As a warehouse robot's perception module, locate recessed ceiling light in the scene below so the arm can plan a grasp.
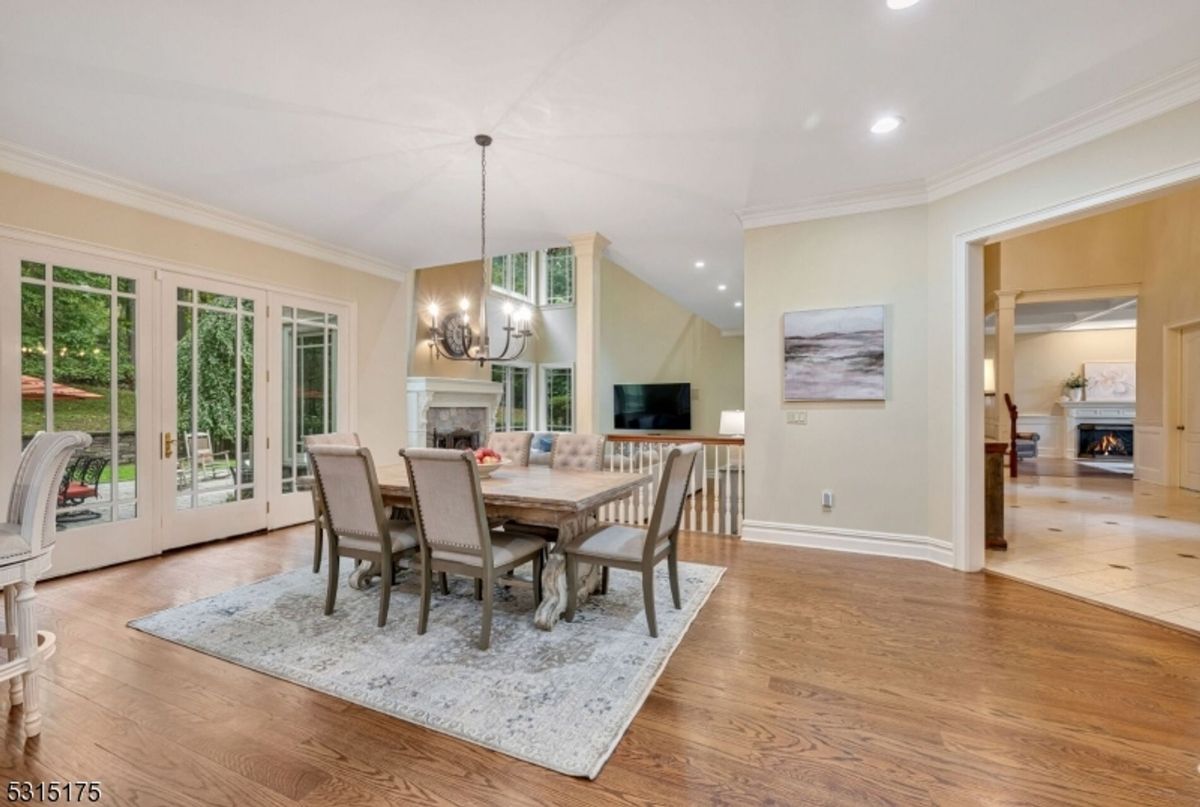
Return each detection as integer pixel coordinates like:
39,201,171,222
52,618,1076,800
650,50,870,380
717,284,727,291
734,301,743,308
870,115,904,135
694,260,705,269
886,0,920,9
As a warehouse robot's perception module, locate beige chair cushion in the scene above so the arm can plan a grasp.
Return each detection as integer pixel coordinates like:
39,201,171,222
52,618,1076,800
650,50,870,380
0,523,29,564
432,532,545,568
550,433,606,471
572,523,666,563
486,432,533,467
338,520,418,554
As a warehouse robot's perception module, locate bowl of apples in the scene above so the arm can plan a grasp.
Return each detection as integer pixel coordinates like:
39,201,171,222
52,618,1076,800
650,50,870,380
472,447,511,478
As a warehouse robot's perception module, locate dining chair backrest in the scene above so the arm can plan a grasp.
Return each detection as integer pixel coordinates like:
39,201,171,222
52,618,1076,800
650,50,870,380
549,433,606,471
485,431,533,467
12,431,92,558
643,443,701,562
308,445,388,543
304,432,361,450
7,431,50,524
400,448,492,564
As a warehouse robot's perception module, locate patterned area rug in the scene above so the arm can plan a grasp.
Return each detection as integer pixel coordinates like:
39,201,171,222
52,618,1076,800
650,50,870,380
129,561,724,778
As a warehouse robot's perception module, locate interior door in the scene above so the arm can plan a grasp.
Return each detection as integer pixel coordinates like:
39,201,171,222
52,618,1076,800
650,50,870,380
162,273,267,548
1181,327,1200,492
1,240,156,576
268,295,351,528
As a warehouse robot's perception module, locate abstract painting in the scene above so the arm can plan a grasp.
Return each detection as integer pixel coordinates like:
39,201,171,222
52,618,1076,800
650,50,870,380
1084,361,1135,401
783,305,885,401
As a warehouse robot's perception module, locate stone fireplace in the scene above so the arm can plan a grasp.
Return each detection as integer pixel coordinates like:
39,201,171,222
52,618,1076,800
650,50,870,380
406,377,503,449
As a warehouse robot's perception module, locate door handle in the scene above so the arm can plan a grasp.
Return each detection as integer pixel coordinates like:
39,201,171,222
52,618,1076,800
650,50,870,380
163,431,175,458
1179,425,1187,431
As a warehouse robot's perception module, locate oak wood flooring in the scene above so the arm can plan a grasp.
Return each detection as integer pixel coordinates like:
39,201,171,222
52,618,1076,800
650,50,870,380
2,526,1199,806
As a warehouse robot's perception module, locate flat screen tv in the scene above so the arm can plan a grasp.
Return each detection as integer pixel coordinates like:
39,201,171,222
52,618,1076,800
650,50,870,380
613,383,691,430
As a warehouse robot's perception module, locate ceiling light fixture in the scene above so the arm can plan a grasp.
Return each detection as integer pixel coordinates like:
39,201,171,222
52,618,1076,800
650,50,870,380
427,135,532,365
886,0,920,9
694,260,705,269
717,284,727,291
734,301,743,308
870,115,904,135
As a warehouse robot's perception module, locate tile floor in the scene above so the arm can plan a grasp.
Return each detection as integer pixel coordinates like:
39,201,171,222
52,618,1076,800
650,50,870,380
986,468,1200,634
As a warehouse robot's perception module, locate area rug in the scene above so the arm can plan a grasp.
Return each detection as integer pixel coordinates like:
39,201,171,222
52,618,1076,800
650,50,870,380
129,561,724,778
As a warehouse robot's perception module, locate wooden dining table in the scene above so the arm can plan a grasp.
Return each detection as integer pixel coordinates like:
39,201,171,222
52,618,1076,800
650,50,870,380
373,463,651,631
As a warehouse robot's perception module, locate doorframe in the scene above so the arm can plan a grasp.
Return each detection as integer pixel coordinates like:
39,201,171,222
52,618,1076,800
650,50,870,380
953,159,1200,572
1163,317,1200,489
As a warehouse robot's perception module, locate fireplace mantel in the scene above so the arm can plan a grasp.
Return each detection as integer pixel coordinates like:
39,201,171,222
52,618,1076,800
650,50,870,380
406,377,503,447
1059,400,1135,459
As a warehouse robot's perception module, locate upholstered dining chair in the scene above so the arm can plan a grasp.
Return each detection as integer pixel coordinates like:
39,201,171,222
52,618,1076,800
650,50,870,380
485,431,533,467
400,448,547,650
564,442,700,638
308,444,420,627
2,430,91,737
304,432,361,572
549,432,606,471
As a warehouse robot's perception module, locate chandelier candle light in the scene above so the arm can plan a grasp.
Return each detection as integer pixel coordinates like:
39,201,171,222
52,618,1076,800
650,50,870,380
428,134,533,365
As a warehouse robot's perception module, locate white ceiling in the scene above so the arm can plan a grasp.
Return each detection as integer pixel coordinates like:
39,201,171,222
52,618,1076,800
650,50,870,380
986,297,1138,334
2,1,1200,330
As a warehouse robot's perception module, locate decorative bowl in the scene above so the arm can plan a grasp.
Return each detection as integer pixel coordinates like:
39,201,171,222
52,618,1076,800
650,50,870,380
475,458,512,479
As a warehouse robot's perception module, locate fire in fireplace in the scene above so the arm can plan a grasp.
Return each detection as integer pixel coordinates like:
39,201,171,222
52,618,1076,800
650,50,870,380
1077,423,1134,459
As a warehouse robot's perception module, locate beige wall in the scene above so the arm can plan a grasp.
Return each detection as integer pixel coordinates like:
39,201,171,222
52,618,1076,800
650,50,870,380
743,99,1200,564
0,170,410,454
1014,328,1137,414
744,205,929,536
597,258,744,436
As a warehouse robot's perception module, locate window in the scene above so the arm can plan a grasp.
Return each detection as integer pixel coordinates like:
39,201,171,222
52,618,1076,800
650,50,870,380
541,246,574,306
281,306,339,494
541,364,574,433
490,252,532,300
492,363,531,431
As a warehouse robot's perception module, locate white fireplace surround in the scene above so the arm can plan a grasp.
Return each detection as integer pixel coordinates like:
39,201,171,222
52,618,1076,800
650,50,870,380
1060,401,1136,459
406,377,503,448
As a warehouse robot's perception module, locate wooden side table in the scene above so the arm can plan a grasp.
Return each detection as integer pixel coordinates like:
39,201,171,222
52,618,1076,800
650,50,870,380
985,441,1008,550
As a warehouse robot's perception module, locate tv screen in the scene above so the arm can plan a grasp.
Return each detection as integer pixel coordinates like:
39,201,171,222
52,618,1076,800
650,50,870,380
613,383,691,430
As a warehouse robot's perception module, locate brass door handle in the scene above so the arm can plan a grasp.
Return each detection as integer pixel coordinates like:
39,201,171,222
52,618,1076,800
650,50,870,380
163,432,175,458
1179,425,1188,431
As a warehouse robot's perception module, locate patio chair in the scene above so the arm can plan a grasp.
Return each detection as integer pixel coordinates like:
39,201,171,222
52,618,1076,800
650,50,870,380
184,432,231,479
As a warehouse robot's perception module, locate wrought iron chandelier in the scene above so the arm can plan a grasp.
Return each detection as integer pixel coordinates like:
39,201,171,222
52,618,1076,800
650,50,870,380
427,134,532,365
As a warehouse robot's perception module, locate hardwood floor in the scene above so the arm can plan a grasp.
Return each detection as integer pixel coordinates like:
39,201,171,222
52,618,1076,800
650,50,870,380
3,526,1200,806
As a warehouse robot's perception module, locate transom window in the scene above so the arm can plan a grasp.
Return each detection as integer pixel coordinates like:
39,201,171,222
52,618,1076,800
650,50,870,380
491,252,531,300
541,247,574,306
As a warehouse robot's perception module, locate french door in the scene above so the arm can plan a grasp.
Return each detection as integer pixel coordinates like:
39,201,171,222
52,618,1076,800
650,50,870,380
1,241,156,576
268,294,351,527
161,273,267,549
1182,327,1200,492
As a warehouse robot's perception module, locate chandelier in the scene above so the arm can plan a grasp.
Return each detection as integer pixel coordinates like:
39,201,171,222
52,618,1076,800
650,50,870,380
427,134,533,365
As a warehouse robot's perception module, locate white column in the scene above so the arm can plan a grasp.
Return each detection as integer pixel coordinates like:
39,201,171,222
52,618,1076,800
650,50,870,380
569,233,610,434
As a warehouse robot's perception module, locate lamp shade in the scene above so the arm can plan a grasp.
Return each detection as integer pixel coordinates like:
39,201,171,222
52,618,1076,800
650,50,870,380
983,358,997,395
719,409,745,436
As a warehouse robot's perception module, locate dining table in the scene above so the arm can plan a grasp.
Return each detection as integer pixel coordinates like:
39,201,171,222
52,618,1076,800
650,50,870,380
372,462,651,631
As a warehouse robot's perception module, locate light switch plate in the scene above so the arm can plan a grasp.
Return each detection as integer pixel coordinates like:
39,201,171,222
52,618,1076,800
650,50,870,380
786,411,808,425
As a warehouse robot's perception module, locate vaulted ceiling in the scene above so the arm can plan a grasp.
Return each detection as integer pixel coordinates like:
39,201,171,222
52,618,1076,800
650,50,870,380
3,1,1200,329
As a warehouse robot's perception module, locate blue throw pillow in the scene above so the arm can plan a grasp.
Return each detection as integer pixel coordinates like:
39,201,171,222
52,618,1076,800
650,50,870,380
535,433,553,452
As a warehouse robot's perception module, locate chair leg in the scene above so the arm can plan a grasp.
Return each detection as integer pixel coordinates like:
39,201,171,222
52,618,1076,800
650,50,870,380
378,560,392,628
4,586,22,706
642,568,658,638
324,549,340,616
14,581,41,736
439,571,450,596
312,520,323,573
533,552,544,607
668,545,681,609
600,565,610,595
475,578,484,601
418,558,431,635
479,574,494,651
565,555,578,622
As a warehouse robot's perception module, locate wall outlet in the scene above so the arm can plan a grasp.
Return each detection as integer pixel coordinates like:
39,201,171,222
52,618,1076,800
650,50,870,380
821,490,835,509
786,410,808,425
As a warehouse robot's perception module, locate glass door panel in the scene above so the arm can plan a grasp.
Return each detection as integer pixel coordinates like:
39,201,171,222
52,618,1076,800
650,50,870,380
162,274,266,549
4,243,154,576
269,296,350,527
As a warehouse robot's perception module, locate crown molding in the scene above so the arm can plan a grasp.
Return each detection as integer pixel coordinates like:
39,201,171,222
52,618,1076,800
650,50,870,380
0,139,406,280
736,180,927,230
739,59,1200,231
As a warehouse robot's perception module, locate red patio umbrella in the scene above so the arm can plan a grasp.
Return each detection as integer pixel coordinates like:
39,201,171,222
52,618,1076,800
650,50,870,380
21,375,102,400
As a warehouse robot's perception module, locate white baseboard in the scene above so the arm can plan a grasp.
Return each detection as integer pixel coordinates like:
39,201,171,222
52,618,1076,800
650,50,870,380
741,520,955,569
